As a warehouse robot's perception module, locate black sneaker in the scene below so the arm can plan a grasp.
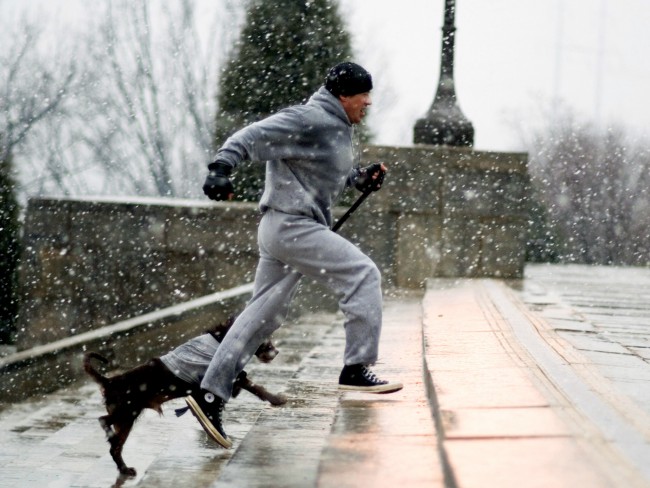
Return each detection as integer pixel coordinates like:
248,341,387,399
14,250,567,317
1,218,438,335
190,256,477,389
338,364,403,393
185,389,232,448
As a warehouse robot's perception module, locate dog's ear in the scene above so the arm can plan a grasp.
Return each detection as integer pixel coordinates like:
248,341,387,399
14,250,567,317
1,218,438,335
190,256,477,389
255,340,279,363
205,314,238,340
211,328,225,342
231,371,247,398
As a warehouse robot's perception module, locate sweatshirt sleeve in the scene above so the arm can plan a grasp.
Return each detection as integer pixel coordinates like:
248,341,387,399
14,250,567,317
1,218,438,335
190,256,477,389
345,166,362,188
211,108,312,170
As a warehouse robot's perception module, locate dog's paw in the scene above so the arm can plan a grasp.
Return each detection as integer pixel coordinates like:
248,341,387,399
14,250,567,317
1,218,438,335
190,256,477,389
269,393,288,406
120,466,137,477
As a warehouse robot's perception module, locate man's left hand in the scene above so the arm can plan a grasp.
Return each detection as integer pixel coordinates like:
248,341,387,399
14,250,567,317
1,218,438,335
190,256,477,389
355,163,387,192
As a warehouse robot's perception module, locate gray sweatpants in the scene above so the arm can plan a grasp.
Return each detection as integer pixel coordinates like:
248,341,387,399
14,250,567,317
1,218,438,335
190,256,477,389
201,209,383,401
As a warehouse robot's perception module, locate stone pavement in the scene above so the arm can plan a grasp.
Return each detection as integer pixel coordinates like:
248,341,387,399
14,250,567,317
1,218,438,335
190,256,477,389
423,274,648,488
0,291,442,488
515,264,650,484
1,265,649,487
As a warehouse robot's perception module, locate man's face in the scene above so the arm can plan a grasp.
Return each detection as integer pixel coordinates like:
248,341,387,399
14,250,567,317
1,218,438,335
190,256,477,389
339,92,372,124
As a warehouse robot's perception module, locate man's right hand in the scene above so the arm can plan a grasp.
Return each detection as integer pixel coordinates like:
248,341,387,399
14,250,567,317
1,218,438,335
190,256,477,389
203,163,234,201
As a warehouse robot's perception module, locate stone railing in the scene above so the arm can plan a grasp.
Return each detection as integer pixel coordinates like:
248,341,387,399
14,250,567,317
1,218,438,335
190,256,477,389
1,284,253,402
15,145,529,350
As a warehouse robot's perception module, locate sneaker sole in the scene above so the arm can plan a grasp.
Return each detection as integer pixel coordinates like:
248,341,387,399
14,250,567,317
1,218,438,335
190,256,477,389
185,396,233,449
338,382,404,394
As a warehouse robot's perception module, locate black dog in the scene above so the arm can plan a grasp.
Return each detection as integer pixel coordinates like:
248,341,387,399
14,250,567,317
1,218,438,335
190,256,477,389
84,324,285,476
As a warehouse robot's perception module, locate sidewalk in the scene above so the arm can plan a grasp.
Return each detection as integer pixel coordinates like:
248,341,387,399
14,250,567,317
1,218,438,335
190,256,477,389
0,273,648,487
0,292,442,488
422,277,648,488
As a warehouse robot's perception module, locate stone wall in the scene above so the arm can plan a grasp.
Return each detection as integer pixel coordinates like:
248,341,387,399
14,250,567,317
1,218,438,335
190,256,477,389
15,145,528,350
16,197,262,349
364,145,529,286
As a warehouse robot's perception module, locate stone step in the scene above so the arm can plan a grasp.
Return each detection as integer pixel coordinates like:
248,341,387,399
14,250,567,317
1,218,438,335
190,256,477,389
2,277,647,487
422,278,647,488
0,292,443,487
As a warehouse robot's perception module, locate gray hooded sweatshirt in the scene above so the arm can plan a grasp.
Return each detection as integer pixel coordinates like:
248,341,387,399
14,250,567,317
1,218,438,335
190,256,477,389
214,86,360,227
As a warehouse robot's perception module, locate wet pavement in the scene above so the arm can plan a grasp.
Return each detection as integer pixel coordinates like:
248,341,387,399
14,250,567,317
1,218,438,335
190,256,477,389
424,268,650,488
0,264,649,487
515,264,650,484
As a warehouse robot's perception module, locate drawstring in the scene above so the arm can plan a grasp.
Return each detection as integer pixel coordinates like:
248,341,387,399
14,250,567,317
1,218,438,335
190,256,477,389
352,126,363,169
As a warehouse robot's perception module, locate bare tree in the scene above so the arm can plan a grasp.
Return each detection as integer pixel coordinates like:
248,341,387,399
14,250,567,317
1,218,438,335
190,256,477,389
0,11,81,341
525,108,650,265
69,0,240,197
4,0,242,199
0,19,77,183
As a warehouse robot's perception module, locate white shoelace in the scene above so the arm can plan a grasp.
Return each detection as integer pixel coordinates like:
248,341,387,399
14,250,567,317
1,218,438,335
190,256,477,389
361,365,381,383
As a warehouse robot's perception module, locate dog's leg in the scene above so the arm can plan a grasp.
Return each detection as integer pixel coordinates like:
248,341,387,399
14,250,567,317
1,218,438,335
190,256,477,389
109,419,137,477
98,414,137,476
239,376,287,406
99,415,115,439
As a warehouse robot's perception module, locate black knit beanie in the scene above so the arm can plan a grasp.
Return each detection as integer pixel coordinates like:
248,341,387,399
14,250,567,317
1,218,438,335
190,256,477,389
325,62,373,97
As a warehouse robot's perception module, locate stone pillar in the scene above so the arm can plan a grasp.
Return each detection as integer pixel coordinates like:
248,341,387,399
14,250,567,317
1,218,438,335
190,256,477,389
364,145,529,288
414,0,474,146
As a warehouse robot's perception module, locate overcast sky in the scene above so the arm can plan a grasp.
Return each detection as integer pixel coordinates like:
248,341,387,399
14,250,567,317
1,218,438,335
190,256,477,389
341,0,650,151
5,0,650,153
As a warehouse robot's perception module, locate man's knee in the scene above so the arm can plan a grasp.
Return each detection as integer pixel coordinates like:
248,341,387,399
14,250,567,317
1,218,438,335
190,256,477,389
348,259,381,297
363,260,381,287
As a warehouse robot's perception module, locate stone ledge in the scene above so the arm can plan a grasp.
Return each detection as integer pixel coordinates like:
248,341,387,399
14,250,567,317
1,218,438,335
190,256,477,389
0,284,253,404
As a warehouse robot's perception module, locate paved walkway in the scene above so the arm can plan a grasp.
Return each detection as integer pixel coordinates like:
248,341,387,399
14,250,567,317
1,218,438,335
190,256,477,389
0,292,442,488
0,265,649,487
423,275,647,488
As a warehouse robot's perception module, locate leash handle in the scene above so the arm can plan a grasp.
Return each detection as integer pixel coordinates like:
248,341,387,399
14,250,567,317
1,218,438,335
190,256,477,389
331,189,373,233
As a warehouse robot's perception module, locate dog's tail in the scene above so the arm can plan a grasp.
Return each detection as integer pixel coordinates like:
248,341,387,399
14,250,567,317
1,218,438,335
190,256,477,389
83,352,109,386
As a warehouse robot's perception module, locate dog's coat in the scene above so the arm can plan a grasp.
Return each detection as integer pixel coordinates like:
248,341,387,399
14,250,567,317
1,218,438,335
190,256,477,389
84,328,285,476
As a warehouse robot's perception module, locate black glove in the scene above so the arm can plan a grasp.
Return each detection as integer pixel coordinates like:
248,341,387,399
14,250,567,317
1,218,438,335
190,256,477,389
355,163,386,192
203,162,234,201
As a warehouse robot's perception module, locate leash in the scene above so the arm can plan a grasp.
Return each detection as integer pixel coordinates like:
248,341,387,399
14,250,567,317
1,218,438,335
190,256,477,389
331,188,373,233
